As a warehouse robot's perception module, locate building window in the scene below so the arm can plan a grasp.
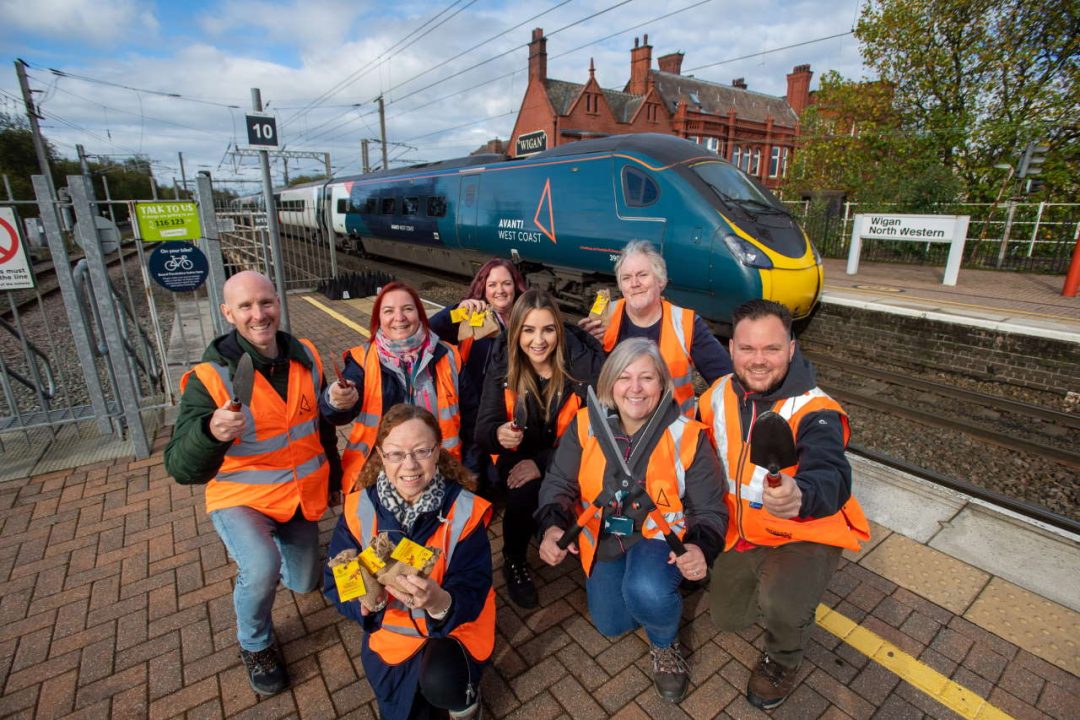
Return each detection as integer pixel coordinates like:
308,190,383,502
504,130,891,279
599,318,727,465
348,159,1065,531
769,147,781,177
585,93,599,114
622,167,660,207
705,137,719,154
646,103,658,123
782,148,790,178
751,148,761,176
742,146,752,173
732,146,741,168
690,135,700,144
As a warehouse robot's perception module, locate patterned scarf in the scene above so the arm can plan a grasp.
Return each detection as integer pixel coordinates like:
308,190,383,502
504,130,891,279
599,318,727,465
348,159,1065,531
374,327,439,414
376,471,447,535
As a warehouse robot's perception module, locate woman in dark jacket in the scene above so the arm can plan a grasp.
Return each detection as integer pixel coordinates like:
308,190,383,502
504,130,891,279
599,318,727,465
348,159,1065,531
324,404,493,720
430,259,528,485
474,289,604,608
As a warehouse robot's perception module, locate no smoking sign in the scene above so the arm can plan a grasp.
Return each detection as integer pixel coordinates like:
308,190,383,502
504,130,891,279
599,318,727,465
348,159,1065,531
0,207,34,290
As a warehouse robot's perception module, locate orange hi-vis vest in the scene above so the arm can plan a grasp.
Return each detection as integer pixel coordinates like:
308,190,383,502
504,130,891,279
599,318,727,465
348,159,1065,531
341,342,463,495
491,385,581,464
343,487,496,665
181,340,330,522
699,376,870,551
603,299,698,418
572,407,703,576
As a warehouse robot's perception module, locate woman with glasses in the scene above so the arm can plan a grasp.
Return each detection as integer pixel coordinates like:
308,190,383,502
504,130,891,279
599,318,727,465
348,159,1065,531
322,281,472,495
324,404,494,720
474,289,604,609
536,338,727,704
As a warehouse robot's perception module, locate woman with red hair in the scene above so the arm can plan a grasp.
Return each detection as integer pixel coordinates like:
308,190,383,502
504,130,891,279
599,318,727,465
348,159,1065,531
321,281,474,494
429,258,527,485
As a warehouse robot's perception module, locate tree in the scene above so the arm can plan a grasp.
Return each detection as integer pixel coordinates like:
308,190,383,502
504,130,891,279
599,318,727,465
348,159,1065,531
0,112,59,201
855,0,1079,201
784,71,962,209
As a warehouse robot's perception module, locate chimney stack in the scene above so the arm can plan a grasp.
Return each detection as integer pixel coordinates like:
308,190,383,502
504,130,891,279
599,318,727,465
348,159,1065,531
628,34,653,95
658,52,683,75
786,64,813,114
732,78,747,90
529,28,547,83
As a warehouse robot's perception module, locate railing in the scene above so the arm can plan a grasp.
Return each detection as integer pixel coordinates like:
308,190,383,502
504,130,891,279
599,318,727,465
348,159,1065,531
785,200,1079,274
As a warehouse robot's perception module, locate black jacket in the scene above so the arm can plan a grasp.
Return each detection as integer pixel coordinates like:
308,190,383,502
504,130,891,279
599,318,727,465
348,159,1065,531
726,347,852,518
475,324,604,479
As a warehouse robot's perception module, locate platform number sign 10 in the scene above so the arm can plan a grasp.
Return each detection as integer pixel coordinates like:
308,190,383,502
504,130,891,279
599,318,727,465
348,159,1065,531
245,113,278,148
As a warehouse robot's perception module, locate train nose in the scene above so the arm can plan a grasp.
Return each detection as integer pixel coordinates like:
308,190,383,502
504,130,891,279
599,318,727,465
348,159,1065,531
759,261,823,319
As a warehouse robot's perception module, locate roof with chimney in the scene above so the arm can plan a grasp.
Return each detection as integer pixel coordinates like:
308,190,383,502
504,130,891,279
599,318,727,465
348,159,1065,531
544,79,645,122
650,71,799,125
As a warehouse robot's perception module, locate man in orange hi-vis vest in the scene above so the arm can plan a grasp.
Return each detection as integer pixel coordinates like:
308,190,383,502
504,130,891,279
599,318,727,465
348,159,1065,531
699,299,869,711
165,271,342,697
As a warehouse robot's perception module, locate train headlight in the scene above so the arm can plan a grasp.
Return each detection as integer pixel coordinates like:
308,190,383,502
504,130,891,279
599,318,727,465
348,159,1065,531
722,234,773,269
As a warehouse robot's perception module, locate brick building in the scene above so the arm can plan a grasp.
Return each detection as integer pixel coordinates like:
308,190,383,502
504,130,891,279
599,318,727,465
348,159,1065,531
508,28,812,189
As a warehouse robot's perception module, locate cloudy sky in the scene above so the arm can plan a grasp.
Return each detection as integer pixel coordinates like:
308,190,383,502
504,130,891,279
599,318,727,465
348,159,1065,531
1,0,868,193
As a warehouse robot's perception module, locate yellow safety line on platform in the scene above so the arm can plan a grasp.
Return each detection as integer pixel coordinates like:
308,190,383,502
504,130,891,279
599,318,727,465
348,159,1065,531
301,296,370,338
836,286,1077,322
816,605,1013,719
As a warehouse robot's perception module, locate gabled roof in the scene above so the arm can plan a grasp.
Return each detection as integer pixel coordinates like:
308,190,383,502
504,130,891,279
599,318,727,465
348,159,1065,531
544,79,645,122
651,71,798,126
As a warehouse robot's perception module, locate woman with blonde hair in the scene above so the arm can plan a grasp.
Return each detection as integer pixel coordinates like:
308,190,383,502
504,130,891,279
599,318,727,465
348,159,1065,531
324,404,494,720
536,338,727,703
475,288,604,608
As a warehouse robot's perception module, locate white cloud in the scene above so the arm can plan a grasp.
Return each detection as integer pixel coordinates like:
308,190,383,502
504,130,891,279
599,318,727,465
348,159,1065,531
0,0,158,44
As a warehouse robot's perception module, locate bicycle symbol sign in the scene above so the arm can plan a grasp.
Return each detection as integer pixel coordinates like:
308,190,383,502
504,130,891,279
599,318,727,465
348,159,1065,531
0,208,34,290
148,240,208,292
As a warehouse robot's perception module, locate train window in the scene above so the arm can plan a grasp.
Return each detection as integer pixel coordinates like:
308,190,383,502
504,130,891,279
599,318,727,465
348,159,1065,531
402,197,419,216
427,196,447,217
691,160,787,212
622,167,660,207
362,197,377,214
381,198,396,215
337,198,348,213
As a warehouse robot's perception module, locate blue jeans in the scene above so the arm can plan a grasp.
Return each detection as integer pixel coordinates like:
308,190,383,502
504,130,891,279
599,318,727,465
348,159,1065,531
586,538,683,647
210,506,321,652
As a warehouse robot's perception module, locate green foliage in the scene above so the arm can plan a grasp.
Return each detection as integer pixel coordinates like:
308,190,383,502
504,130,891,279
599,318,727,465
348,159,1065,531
854,0,1078,202
0,112,58,201
287,174,328,187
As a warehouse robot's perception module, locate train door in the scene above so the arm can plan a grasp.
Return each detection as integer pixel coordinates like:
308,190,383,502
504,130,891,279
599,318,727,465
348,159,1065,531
456,171,481,248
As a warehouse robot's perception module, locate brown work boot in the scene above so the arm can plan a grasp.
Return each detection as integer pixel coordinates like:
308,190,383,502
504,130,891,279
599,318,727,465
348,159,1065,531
649,641,690,703
746,653,799,710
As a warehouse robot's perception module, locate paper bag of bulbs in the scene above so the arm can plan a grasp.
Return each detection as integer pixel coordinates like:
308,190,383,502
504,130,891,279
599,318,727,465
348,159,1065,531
329,531,442,612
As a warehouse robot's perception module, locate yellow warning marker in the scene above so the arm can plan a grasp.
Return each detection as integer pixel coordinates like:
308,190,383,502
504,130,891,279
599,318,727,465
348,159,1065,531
815,605,1014,719
302,296,370,337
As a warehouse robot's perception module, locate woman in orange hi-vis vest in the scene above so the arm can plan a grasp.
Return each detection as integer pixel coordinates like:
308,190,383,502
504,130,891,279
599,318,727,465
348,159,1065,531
474,289,604,609
536,338,728,705
578,240,732,417
324,405,494,720
321,282,474,495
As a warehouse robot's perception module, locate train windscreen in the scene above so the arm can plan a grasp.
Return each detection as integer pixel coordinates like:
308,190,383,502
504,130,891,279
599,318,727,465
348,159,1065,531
689,162,789,215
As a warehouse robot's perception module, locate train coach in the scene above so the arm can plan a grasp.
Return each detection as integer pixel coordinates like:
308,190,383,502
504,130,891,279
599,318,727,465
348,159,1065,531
279,133,823,327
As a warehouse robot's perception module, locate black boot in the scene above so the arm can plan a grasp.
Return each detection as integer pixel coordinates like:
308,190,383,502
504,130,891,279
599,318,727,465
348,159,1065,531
503,556,538,609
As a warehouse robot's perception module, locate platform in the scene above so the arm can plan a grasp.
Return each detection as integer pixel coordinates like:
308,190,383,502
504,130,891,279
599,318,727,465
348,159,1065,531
820,258,1080,342
0,286,1077,719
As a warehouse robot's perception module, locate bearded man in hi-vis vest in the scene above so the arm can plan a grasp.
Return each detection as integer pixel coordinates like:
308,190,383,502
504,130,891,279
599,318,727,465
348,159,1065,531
165,271,342,696
700,299,869,711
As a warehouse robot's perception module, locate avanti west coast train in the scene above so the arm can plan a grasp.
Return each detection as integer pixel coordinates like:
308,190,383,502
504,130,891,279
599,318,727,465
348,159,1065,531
267,133,823,327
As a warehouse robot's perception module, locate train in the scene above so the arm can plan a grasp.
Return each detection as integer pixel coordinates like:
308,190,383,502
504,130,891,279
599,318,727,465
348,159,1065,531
251,133,823,327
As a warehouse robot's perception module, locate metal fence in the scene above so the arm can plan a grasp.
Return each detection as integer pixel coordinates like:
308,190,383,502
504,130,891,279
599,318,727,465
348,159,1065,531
786,200,1080,274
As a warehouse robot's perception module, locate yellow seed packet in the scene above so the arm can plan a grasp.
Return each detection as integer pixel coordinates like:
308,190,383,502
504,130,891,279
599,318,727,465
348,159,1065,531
359,546,387,574
589,289,610,317
450,307,469,323
332,558,367,602
391,537,435,570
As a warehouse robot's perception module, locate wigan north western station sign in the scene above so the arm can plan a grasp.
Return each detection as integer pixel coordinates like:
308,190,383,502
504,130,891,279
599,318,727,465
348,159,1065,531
847,213,970,286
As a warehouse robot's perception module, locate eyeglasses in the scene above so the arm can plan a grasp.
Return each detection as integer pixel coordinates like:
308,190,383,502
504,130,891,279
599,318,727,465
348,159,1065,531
379,446,437,464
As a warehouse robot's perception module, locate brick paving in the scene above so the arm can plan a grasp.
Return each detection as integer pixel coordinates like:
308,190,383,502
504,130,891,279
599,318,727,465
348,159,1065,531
1,436,1078,720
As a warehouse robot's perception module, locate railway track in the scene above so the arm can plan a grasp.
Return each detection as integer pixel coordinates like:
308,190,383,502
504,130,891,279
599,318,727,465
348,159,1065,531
811,355,1080,470
4,245,141,320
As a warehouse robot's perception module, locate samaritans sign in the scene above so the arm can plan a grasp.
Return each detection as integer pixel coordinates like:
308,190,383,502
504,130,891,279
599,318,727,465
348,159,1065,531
135,201,202,242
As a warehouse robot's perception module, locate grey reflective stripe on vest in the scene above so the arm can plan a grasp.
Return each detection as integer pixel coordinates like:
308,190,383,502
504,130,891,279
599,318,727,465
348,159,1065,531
217,468,292,484
668,305,691,357
643,418,688,535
